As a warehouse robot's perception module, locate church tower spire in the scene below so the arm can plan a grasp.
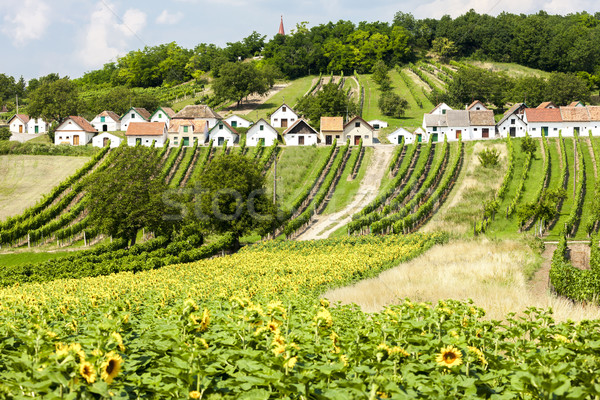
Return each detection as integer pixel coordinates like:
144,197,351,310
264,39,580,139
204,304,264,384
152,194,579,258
278,15,285,35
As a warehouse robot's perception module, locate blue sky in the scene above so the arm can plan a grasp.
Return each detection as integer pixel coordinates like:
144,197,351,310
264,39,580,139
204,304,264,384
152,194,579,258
0,0,598,80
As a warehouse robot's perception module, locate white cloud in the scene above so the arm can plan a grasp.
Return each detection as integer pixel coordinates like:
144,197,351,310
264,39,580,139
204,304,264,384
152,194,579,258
156,9,184,25
78,2,147,68
1,0,50,45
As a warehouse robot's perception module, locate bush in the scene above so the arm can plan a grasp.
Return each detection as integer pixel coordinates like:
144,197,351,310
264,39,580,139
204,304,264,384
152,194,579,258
478,148,500,167
521,135,537,154
378,92,408,118
0,127,10,141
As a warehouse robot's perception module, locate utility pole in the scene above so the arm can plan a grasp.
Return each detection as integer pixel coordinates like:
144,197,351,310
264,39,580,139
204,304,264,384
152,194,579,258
16,95,18,114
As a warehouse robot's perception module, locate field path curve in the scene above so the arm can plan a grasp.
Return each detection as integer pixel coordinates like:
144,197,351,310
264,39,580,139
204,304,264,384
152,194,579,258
297,145,394,241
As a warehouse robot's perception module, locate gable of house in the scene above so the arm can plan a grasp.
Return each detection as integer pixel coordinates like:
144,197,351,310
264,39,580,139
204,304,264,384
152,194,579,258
467,100,488,111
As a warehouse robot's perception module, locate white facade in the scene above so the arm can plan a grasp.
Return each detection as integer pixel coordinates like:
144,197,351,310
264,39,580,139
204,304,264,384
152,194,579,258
368,120,388,130
209,122,238,147
246,119,278,147
91,113,121,132
497,115,527,138
92,133,123,148
343,117,374,146
388,128,414,145
126,136,166,147
120,109,149,131
55,118,96,146
150,107,175,125
430,103,452,115
26,118,47,134
225,115,252,129
470,125,496,141
285,133,318,146
270,104,298,128
8,115,28,134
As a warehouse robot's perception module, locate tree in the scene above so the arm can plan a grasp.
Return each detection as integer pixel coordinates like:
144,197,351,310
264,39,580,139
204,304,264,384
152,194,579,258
372,60,392,91
212,62,273,107
432,37,457,62
28,77,79,123
195,154,277,248
521,135,537,154
378,91,408,118
296,82,359,127
0,127,11,141
86,145,175,246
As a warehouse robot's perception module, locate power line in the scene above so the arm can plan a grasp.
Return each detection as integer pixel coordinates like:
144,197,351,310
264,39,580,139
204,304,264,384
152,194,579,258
99,0,147,48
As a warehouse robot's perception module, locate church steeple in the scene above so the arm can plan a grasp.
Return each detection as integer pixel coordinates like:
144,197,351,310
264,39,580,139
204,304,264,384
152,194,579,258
278,15,285,35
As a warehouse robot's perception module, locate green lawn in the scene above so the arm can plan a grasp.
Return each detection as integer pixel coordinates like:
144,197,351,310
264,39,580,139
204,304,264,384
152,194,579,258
251,76,318,121
265,146,331,211
545,139,562,195
323,147,373,215
0,251,74,267
547,138,576,239
574,139,596,239
520,139,545,205
169,147,195,187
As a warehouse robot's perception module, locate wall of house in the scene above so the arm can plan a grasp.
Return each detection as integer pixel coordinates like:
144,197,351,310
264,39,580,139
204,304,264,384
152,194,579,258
284,133,318,146
91,117,120,132
225,117,252,128
127,135,166,147
151,113,171,124
26,118,47,134
247,125,277,147
470,125,496,140
270,108,298,128
388,133,414,145
209,131,237,146
55,130,94,146
343,122,374,145
9,120,26,134
497,117,528,138
120,112,144,131
92,134,122,148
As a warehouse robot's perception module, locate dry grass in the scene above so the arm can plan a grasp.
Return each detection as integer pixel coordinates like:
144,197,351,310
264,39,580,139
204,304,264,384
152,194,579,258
0,155,90,220
325,238,600,322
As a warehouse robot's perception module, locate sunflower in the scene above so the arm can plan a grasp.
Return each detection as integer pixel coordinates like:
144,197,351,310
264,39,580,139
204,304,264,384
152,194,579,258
100,352,123,384
189,391,201,399
199,309,210,332
79,362,96,384
436,345,462,368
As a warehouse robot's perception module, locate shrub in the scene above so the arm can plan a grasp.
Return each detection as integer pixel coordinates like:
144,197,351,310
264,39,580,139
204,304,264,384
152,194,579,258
378,92,408,118
478,148,500,167
0,127,10,141
521,135,537,154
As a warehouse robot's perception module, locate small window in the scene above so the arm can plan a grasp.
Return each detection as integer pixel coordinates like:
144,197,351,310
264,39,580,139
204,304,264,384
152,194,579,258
374,124,380,129
131,114,135,119
442,109,446,114
474,128,478,131
433,127,437,132
159,113,162,118
291,119,295,122
365,135,369,139
554,128,557,131
355,122,360,128
219,124,223,130
59,136,62,140
274,118,278,121
183,126,189,133
511,119,515,125
336,135,340,139
100,116,105,122
282,107,286,112
260,125,264,131
532,128,537,131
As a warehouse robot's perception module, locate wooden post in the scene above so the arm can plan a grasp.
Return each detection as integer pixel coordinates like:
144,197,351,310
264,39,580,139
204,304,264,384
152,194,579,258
27,233,30,248
84,231,87,247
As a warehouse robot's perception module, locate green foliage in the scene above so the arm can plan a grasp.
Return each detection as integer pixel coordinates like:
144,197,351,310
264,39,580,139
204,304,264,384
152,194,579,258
197,154,278,244
431,37,457,61
296,83,358,127
521,135,537,154
378,91,408,118
0,126,10,141
87,146,174,245
27,76,80,123
212,62,276,107
478,148,500,168
371,60,391,91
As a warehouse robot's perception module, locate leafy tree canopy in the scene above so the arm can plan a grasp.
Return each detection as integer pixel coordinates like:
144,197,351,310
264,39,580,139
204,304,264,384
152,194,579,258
28,77,79,123
296,83,359,127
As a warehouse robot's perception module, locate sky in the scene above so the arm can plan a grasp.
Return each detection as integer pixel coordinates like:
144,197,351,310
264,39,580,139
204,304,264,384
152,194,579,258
0,0,599,81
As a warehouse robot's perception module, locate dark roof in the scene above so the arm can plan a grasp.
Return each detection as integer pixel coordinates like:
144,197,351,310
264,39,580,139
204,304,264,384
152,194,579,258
283,119,318,136
446,110,470,127
469,110,495,126
424,114,447,127
174,105,222,120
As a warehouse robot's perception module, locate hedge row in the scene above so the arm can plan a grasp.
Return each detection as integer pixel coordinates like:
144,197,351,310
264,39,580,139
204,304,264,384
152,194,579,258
564,134,586,236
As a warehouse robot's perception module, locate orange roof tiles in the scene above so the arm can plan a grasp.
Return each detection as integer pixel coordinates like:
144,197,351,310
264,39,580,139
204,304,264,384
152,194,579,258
525,108,562,122
126,122,166,136
320,116,343,132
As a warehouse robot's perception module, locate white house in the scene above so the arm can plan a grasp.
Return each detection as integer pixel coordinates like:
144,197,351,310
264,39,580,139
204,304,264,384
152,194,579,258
168,119,209,147
343,116,374,146
537,101,557,109
26,117,47,134
560,106,591,137
320,116,344,145
429,103,452,115
120,107,151,131
387,127,415,145
55,116,97,146
423,113,449,141
497,103,528,138
92,132,123,148
125,122,167,147
151,107,176,125
8,114,29,134
414,127,427,143
172,105,222,129
91,111,121,132
224,114,252,129
467,100,488,111
523,108,562,138
590,107,600,136
469,111,496,140
368,119,388,130
209,121,238,147
283,119,319,146
445,110,472,142
270,103,298,128
246,118,278,147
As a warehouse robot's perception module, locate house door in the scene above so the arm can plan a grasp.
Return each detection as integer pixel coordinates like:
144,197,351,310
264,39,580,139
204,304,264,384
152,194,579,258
103,137,109,147
73,135,80,145
354,136,361,146
183,137,190,146
398,136,403,145
102,124,108,132
482,128,489,138
298,135,304,145
34,126,39,134
574,127,580,135
136,138,141,146
456,130,461,139
542,127,549,137
325,135,332,145
417,134,422,143
431,133,438,143
19,125,23,133
281,119,288,128
218,137,224,146
509,127,516,137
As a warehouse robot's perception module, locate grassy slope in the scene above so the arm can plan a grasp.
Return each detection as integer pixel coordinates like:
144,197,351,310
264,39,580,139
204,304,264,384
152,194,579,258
264,146,331,211
251,76,317,121
0,155,90,220
0,251,73,266
169,147,194,187
545,139,561,194
548,138,576,239
323,147,373,215
574,139,596,239
519,139,545,208
466,60,552,79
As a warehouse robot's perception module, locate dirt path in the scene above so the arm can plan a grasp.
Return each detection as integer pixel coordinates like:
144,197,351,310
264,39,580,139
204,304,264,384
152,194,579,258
296,145,395,241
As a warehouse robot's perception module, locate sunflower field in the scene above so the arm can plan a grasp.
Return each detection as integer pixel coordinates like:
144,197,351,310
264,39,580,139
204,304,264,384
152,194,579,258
2,232,600,398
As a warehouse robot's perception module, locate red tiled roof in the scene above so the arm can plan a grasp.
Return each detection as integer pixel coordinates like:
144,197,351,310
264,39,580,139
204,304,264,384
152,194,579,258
168,119,208,133
560,107,590,122
66,116,97,133
588,106,600,121
126,122,166,136
525,108,562,122
9,114,30,124
320,116,343,132
99,111,120,122
537,101,557,109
